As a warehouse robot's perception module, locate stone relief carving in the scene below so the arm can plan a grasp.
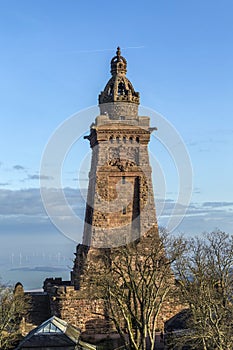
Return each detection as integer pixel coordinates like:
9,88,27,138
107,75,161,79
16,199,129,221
108,158,136,171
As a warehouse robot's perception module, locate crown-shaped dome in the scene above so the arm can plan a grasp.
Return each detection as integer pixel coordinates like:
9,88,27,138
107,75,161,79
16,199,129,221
110,46,127,75
99,47,140,105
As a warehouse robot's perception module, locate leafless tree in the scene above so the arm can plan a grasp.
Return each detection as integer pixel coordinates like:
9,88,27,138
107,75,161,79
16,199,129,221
173,230,233,350
0,282,30,349
87,228,185,350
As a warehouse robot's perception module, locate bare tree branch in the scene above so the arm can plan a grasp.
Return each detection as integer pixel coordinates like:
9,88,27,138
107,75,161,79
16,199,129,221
172,230,233,350
87,228,184,350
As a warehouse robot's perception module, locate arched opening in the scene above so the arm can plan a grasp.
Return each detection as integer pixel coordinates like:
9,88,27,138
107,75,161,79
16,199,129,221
118,82,127,95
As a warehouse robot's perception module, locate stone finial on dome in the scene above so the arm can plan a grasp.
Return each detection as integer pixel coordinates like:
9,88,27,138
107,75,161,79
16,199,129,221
99,47,140,107
116,46,121,57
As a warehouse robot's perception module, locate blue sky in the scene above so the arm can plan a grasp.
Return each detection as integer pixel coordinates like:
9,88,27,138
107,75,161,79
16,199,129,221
0,0,233,287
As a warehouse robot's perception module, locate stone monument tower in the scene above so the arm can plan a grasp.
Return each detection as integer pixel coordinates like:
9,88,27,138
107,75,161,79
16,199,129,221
26,49,183,338
71,47,158,288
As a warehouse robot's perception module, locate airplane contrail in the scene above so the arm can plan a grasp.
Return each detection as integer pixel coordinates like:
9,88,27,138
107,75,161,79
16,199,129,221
26,46,145,57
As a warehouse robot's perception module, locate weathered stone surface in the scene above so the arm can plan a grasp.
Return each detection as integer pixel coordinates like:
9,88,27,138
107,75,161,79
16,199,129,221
79,119,158,249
